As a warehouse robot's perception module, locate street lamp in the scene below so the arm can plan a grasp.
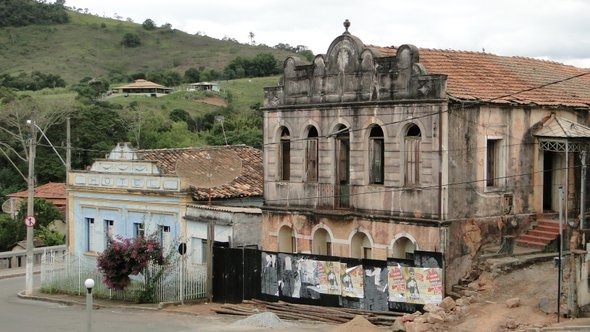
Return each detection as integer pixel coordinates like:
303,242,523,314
85,278,95,332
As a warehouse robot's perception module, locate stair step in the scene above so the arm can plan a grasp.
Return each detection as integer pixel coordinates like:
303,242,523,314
536,226,561,234
516,235,551,244
515,240,546,250
537,220,561,228
527,230,559,239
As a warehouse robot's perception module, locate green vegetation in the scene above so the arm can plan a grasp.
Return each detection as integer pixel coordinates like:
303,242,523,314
0,0,68,28
0,5,299,252
0,10,302,85
0,198,64,251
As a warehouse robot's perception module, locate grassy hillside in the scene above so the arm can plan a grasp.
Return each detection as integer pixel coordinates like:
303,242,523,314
0,11,298,84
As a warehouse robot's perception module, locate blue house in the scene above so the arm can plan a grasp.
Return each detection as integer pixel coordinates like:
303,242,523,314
67,142,263,258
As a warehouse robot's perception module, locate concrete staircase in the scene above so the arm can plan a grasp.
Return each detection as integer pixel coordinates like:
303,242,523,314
515,217,562,250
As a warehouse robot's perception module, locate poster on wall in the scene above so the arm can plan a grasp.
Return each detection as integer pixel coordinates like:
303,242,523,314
340,264,364,298
278,253,302,298
315,261,341,295
387,263,406,303
298,257,321,299
388,266,443,304
261,252,278,296
362,262,389,311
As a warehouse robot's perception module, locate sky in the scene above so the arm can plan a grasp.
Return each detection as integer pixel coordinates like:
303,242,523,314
61,0,590,68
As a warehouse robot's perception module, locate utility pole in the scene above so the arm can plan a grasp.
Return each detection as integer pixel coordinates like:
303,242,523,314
25,119,37,296
65,117,71,249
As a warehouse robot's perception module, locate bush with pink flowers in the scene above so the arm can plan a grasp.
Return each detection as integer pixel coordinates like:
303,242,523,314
97,235,165,291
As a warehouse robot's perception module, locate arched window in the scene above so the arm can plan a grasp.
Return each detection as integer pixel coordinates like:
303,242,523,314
312,228,332,255
351,232,371,259
305,127,318,182
391,236,416,260
369,125,384,184
278,225,295,253
334,125,350,208
278,127,290,181
404,124,421,186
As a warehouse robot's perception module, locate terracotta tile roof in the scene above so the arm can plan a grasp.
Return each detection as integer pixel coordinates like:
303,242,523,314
372,46,590,108
117,79,171,90
138,145,263,200
8,182,65,199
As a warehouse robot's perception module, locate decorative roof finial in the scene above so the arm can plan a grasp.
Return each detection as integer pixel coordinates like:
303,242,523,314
343,19,350,34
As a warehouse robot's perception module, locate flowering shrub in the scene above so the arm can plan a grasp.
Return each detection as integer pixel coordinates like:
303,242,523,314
97,235,165,291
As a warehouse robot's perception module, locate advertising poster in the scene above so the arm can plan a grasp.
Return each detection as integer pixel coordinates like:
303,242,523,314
299,257,321,299
277,253,302,298
261,252,278,296
341,264,364,298
401,267,443,304
387,264,406,302
316,261,341,295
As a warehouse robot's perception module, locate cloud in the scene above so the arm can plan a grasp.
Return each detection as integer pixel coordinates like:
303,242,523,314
62,0,590,67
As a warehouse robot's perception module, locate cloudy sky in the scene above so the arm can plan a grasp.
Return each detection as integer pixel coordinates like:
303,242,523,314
62,0,590,68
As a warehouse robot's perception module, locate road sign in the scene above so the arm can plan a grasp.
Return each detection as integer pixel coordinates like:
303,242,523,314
24,215,36,227
178,242,187,255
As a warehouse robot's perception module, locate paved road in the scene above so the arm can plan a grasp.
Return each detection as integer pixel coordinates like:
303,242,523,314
0,275,206,331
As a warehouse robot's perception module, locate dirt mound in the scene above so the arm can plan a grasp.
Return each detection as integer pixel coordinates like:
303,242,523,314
329,315,381,332
196,96,226,107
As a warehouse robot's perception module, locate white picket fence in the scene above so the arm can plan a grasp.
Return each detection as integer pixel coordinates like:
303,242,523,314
40,250,208,303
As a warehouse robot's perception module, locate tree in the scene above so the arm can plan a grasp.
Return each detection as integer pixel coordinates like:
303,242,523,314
68,103,128,169
121,33,141,47
97,234,168,302
183,67,200,83
0,214,20,251
142,18,155,30
169,109,197,132
249,32,255,45
0,95,71,176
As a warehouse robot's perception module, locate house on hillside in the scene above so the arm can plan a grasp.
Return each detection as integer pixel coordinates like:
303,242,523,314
67,142,263,259
115,79,172,97
4,182,66,218
261,20,590,302
187,82,220,92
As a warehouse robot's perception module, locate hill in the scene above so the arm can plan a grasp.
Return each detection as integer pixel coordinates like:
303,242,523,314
0,10,299,84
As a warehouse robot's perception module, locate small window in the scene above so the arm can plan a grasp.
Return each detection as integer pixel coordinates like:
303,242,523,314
486,138,502,187
278,127,291,181
369,126,384,184
134,223,145,238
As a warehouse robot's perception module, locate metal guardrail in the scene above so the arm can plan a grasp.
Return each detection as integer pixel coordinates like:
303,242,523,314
0,245,67,269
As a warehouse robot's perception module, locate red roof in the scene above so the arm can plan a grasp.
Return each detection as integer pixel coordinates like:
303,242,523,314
372,46,590,108
138,145,263,200
8,182,66,200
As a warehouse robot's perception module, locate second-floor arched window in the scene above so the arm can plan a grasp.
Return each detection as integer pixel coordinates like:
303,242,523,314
369,125,384,184
404,124,421,186
279,127,290,181
305,127,318,182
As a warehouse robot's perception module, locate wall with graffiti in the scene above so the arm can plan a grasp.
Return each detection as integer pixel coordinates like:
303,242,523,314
259,250,443,312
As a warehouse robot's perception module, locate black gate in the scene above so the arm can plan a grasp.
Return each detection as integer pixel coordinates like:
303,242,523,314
212,247,260,303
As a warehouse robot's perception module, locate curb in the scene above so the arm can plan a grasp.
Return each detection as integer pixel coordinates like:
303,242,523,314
17,290,161,311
